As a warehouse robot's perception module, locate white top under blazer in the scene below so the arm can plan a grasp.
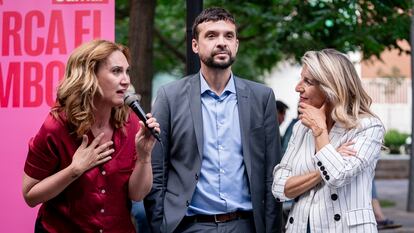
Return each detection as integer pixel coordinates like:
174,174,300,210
273,117,384,233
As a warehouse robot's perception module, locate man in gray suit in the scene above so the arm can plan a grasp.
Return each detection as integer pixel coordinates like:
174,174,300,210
144,7,282,233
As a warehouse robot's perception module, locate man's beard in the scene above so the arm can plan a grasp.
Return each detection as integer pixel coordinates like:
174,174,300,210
200,50,235,69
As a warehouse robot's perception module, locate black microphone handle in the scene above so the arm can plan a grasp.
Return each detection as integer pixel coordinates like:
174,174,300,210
129,102,161,142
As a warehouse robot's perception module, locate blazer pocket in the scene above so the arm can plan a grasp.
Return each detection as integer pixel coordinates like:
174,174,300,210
250,125,264,132
250,126,264,142
165,188,179,197
345,208,376,226
250,126,265,156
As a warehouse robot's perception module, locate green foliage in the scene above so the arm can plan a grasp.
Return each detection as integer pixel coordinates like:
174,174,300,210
379,199,396,208
115,1,412,81
384,129,409,154
114,0,129,45
153,1,186,77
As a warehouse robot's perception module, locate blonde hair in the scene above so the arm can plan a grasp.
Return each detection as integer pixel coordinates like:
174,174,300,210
302,49,374,129
52,39,131,137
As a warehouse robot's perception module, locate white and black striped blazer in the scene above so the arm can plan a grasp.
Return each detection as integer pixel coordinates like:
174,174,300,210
272,117,384,233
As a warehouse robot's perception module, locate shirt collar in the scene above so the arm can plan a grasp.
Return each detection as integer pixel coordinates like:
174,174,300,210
199,72,236,96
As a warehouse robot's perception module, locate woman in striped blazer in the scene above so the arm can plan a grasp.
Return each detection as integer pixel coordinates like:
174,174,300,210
272,49,384,233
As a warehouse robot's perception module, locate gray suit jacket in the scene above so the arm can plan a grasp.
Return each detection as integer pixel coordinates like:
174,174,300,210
144,73,282,233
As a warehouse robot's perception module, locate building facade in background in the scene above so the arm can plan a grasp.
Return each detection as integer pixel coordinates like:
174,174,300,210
361,40,411,133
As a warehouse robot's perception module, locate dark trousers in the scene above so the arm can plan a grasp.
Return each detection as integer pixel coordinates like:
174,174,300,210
174,218,255,233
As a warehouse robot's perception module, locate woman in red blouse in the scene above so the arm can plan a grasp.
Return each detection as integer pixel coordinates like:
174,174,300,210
22,40,159,233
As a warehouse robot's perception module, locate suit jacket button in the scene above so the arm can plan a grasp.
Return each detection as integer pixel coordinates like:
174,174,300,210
186,200,190,207
195,174,199,181
334,214,341,221
317,161,322,166
331,194,338,201
320,166,325,171
289,217,294,224
325,175,330,180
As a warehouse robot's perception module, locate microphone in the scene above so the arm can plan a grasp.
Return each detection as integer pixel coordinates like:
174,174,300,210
124,92,161,142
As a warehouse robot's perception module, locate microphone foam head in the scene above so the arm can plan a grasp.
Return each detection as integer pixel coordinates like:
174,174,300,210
124,92,138,106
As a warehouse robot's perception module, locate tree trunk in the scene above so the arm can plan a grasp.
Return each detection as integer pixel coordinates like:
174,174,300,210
186,0,202,75
128,0,156,112
407,0,414,212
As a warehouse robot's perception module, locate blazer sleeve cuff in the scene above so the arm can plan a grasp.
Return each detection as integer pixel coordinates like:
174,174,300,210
313,144,348,184
272,164,293,202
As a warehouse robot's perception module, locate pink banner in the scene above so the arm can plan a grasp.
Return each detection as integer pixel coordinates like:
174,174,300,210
0,0,114,232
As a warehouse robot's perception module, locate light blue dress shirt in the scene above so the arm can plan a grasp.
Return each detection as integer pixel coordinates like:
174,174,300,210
187,73,252,215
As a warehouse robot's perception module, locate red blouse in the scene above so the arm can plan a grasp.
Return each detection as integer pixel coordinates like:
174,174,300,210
24,112,140,233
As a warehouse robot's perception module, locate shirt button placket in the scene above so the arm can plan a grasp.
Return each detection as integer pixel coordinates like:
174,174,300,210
99,167,106,233
100,167,106,227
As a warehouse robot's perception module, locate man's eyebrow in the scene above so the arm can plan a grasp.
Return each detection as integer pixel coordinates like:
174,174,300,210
203,29,235,35
204,30,217,35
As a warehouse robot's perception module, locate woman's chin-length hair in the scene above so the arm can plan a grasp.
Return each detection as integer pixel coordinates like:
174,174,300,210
302,49,375,129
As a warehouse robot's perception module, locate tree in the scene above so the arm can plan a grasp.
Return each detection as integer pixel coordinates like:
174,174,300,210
116,0,412,106
126,0,156,112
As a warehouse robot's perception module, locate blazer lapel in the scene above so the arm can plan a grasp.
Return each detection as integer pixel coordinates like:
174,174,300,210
188,74,204,159
235,77,252,183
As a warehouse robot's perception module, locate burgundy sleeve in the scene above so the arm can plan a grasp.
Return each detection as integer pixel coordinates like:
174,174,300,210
24,115,60,180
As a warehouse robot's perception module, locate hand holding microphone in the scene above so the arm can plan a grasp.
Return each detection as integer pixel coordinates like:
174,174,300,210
124,92,161,142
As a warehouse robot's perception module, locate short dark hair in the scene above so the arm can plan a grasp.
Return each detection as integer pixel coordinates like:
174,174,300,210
192,7,236,39
276,100,289,113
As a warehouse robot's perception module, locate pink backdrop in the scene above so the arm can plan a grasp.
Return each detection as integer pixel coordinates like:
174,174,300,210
0,0,114,232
